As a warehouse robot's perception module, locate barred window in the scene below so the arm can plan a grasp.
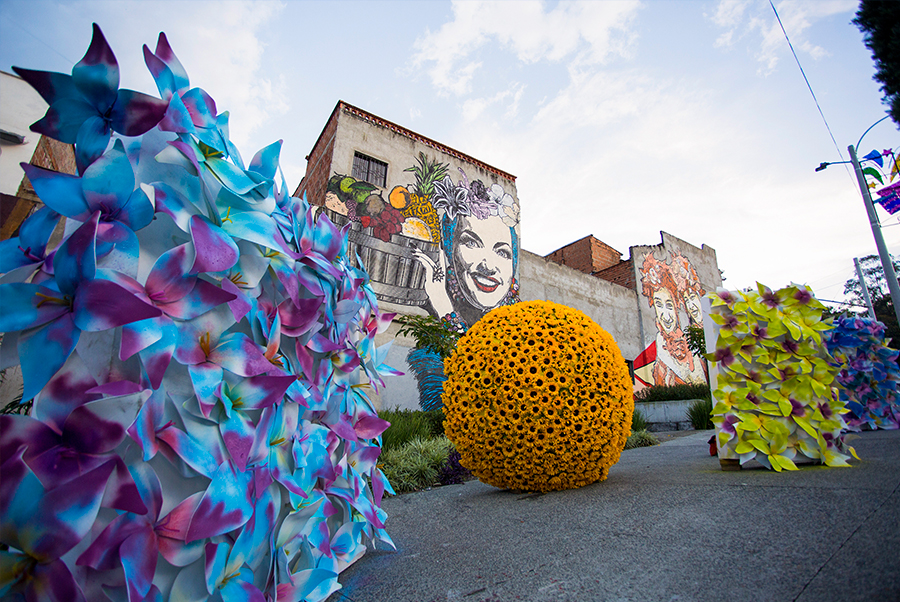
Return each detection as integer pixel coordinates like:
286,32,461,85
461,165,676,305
351,152,387,187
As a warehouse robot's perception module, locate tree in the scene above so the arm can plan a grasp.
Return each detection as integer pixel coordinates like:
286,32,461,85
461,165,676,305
843,253,900,306
854,0,900,129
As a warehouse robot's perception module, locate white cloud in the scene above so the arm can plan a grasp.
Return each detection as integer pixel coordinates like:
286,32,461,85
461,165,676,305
412,0,641,96
461,83,525,122
709,0,855,73
72,0,290,152
710,0,750,28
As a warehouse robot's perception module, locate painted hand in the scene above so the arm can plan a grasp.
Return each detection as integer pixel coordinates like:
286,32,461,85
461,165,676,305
412,248,453,318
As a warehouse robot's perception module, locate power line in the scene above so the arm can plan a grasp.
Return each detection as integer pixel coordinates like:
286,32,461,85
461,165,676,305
769,1,848,170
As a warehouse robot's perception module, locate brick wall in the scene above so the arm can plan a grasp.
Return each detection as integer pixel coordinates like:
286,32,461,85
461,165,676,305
589,237,623,273
293,111,338,206
545,235,623,275
2,136,75,240
595,259,635,291
546,237,592,274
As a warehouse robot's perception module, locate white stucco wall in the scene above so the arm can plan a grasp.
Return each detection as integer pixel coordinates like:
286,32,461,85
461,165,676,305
1,71,46,196
518,250,643,359
369,248,646,411
330,110,515,197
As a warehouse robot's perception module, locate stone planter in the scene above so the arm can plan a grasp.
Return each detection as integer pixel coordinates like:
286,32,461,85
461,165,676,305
634,398,702,431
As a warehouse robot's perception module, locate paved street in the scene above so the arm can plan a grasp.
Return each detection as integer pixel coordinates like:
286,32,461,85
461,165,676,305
329,429,900,602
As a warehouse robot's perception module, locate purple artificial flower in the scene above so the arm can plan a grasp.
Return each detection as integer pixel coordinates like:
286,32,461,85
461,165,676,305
713,346,736,367
760,288,782,309
716,290,736,305
13,24,167,172
792,287,813,304
722,314,740,330
781,339,800,354
720,414,739,435
0,215,161,399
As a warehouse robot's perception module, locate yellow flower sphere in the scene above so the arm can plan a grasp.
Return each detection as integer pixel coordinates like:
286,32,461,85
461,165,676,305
442,300,634,492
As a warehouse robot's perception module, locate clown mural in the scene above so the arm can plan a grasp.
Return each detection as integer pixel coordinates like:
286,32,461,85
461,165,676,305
633,252,708,388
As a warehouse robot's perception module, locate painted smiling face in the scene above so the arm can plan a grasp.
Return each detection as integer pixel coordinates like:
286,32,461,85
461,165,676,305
453,214,513,310
684,290,703,326
652,287,678,334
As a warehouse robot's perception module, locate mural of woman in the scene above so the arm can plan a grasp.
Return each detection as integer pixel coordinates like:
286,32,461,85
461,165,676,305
413,171,520,332
638,253,706,386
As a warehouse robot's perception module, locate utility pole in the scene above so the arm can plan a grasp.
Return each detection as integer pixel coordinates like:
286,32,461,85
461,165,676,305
849,144,900,326
854,257,876,319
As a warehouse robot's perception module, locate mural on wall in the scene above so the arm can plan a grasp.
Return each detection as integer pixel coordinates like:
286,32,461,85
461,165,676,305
633,251,708,388
323,151,521,331
322,151,520,410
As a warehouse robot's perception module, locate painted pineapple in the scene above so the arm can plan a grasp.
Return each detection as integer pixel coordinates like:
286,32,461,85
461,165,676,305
392,151,447,243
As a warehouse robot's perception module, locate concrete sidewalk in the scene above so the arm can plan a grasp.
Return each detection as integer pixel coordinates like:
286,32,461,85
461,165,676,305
330,429,900,602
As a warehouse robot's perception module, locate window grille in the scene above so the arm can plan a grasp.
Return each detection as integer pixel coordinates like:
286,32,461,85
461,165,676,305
351,152,388,187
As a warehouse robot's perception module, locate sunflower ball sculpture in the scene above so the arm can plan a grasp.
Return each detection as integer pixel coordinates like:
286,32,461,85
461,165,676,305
442,301,634,492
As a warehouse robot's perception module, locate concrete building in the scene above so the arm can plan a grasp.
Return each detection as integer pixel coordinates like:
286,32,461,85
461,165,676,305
540,232,722,392
0,70,76,241
294,101,723,409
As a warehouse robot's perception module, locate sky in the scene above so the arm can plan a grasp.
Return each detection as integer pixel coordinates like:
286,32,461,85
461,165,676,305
1,0,898,306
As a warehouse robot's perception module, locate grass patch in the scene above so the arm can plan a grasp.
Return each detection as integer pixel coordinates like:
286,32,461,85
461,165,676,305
686,397,714,430
624,429,659,449
634,383,710,403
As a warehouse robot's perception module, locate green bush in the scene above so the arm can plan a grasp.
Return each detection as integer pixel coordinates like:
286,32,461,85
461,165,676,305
380,436,453,493
634,383,710,403
687,397,714,430
624,429,659,449
631,408,649,432
422,409,446,437
378,407,436,453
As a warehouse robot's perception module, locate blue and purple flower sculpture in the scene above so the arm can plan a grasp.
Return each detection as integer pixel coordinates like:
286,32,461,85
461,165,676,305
825,316,900,430
0,25,400,602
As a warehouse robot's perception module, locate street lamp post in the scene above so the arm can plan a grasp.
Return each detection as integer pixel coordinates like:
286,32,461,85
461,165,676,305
847,143,900,326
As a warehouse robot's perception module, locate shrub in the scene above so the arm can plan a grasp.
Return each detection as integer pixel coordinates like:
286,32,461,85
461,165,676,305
423,409,446,437
438,449,473,485
631,408,649,432
624,430,659,449
687,397,714,430
634,383,711,403
395,314,462,358
381,436,453,493
378,407,435,453
443,300,633,493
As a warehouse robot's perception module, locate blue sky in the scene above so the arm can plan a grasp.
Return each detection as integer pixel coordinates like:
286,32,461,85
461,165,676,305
1,0,897,304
